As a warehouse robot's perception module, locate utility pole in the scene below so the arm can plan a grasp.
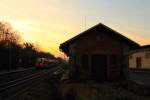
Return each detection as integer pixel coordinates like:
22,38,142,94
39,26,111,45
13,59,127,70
6,32,12,71
9,37,12,71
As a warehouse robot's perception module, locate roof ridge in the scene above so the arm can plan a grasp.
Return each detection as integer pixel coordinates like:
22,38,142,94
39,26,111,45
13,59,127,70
60,23,140,52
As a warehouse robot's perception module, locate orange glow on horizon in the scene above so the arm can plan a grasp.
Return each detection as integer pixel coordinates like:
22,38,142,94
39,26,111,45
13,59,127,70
7,19,150,58
0,0,149,58
6,19,74,58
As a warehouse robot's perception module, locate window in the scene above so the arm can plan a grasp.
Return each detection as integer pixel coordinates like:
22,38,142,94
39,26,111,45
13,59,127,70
136,57,142,68
145,52,150,59
71,54,76,65
110,55,117,65
82,55,89,68
73,55,76,65
129,55,133,59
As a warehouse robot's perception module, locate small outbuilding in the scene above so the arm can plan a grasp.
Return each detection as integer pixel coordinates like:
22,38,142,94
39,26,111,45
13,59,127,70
60,23,140,81
129,45,150,69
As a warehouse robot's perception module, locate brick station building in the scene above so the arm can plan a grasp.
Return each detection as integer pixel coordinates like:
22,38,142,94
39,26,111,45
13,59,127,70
60,23,139,81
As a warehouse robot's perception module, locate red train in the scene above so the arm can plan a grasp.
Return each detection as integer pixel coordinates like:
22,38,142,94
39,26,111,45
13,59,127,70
35,58,59,69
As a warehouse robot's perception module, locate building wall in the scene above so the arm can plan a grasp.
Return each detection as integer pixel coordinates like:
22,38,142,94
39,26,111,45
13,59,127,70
129,49,150,69
69,30,129,80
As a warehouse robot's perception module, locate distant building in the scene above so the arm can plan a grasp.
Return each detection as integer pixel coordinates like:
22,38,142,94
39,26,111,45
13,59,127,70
60,23,139,81
129,45,150,69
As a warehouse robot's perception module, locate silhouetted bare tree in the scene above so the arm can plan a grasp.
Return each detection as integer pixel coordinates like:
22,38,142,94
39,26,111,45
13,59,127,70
0,21,57,71
0,22,21,46
0,22,22,70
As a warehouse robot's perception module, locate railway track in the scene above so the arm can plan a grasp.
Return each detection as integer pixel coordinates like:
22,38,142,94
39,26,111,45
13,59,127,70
0,67,60,100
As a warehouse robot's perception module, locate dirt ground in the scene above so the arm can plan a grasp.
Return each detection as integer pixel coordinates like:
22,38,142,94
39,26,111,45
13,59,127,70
59,80,150,100
11,74,150,100
11,75,60,100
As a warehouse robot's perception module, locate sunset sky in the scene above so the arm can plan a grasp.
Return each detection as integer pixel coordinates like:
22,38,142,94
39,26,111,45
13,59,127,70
0,0,150,57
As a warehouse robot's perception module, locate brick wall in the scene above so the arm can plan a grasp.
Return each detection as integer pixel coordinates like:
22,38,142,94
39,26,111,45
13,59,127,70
69,30,129,80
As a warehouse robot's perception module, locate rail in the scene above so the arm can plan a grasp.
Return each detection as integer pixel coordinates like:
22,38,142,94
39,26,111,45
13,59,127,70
0,67,60,100
0,67,35,76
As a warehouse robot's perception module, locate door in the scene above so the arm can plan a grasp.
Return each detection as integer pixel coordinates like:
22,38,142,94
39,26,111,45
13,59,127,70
91,54,107,80
136,57,142,68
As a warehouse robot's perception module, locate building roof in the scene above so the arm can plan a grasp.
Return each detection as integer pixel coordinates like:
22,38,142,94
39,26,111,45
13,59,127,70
60,23,140,55
130,44,150,54
141,45,150,49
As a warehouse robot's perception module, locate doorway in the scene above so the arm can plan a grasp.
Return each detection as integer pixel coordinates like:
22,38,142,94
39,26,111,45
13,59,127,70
91,54,107,80
136,57,142,68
